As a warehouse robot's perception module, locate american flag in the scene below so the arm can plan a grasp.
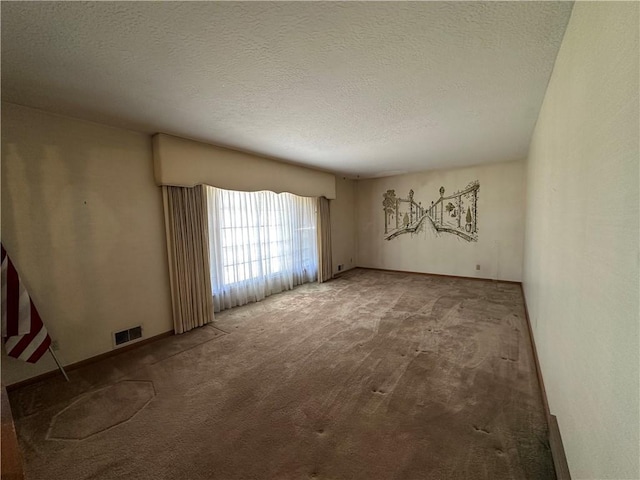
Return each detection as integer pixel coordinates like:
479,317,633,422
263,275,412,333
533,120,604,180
1,245,52,363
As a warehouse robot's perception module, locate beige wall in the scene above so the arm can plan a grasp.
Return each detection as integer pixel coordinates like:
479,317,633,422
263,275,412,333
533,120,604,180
523,3,639,478
1,103,173,384
330,177,357,275
1,105,355,384
153,134,336,199
357,161,526,281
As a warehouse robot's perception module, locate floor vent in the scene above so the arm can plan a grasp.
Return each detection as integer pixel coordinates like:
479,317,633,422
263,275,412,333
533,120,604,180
113,326,143,348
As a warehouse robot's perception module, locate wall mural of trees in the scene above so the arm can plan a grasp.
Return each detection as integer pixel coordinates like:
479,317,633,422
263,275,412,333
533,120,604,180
382,181,479,242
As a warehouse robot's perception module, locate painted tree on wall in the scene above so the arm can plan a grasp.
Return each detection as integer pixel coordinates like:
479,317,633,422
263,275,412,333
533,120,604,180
382,190,398,234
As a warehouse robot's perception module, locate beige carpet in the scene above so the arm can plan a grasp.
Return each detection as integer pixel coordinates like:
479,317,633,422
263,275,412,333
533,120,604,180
9,269,554,479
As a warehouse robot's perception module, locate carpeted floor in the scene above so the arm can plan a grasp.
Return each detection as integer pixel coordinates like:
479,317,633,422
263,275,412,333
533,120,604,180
9,269,554,480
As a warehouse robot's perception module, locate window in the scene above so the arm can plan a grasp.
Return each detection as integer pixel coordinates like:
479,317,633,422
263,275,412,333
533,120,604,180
206,186,317,312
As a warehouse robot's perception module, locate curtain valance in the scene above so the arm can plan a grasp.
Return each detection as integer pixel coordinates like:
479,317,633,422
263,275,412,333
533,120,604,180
153,133,336,199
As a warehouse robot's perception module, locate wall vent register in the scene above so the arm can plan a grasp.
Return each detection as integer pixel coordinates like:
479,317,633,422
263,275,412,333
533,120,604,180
113,326,143,347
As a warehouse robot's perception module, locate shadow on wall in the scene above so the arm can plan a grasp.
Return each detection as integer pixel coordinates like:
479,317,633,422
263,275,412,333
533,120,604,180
1,129,155,369
3,139,100,365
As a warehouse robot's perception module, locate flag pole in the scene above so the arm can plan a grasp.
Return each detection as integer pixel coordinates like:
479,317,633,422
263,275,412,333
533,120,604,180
48,347,70,382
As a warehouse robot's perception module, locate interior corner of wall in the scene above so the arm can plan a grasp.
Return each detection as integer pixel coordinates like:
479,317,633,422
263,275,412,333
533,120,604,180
329,189,337,201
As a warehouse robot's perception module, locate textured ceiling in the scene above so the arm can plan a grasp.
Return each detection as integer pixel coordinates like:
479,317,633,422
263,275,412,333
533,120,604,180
1,2,573,177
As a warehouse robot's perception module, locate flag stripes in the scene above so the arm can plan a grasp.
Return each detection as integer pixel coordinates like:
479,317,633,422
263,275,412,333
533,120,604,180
1,251,32,337
4,309,51,362
1,245,52,363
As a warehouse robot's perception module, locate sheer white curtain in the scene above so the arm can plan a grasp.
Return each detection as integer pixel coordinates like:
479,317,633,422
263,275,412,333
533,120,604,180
206,186,318,312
